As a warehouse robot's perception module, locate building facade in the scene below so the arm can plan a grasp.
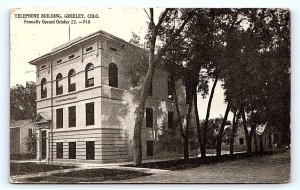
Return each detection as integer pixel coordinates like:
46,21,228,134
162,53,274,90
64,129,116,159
30,30,188,163
10,120,37,154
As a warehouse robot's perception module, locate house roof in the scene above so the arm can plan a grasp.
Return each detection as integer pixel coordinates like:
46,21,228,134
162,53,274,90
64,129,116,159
10,120,32,128
34,112,52,124
256,123,268,135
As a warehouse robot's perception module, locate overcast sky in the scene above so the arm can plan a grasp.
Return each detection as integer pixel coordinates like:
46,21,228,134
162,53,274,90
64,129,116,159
10,8,230,120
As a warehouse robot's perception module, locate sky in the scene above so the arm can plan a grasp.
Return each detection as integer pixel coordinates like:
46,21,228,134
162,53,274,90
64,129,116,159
10,8,230,120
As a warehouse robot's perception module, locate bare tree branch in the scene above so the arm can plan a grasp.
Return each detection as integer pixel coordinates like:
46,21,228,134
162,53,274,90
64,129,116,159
143,8,151,20
154,8,172,33
153,9,196,64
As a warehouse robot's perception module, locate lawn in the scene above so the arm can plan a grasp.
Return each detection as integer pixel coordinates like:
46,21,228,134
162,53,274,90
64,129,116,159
118,152,290,183
125,151,276,170
24,168,152,183
10,162,75,176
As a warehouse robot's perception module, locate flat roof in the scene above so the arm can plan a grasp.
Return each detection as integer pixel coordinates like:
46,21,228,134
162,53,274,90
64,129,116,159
29,30,145,65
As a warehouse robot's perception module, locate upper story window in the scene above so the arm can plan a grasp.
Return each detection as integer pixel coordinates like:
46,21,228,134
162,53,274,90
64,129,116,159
86,47,93,52
85,63,94,88
86,102,94,126
168,76,174,101
68,106,76,127
56,108,63,129
41,78,47,99
69,54,75,59
108,63,118,88
147,80,153,96
110,47,117,52
168,111,174,129
56,73,63,95
40,64,47,70
146,108,153,128
68,69,76,92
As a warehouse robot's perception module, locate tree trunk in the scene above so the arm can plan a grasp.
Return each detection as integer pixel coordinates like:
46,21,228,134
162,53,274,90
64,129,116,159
132,9,195,165
184,91,194,160
133,9,158,166
193,87,204,158
202,76,219,157
241,110,251,153
229,110,237,155
230,110,242,155
254,133,258,153
249,123,257,153
216,102,231,157
259,135,264,155
133,50,156,165
172,78,187,158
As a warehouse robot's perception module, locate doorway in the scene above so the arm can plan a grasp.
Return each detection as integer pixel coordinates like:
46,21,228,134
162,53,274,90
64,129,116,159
41,131,47,159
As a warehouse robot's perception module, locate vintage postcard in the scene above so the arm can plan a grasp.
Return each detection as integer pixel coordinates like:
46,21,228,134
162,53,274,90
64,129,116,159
9,8,290,183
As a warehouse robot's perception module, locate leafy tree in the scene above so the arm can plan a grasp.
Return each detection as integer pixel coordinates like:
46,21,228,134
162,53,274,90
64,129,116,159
133,8,196,165
10,82,36,120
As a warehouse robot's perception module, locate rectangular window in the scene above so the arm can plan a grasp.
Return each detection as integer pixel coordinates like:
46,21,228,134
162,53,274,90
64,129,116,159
40,64,47,69
69,142,76,159
41,85,47,99
56,108,63,128
86,102,94,126
86,141,95,160
239,138,244,145
147,80,152,96
110,47,117,52
146,141,154,157
146,108,153,128
56,80,63,95
168,111,174,129
274,134,279,144
69,106,76,127
28,129,33,138
168,76,174,101
56,59,62,64
69,54,75,59
86,47,93,52
56,142,63,159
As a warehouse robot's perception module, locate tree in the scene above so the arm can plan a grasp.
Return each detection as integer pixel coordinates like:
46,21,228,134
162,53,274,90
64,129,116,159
133,8,196,165
10,82,36,120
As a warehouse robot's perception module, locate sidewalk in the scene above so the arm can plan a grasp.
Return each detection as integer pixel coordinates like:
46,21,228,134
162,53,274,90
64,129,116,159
10,160,170,183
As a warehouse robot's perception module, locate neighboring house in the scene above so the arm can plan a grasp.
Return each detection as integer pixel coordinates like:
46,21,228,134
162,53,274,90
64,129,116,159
222,124,247,152
30,30,190,163
10,120,37,154
222,123,282,153
251,123,282,152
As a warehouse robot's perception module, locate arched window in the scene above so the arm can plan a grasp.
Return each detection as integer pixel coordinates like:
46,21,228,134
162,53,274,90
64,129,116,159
56,73,63,95
41,78,47,99
68,69,76,92
108,63,118,88
85,63,94,87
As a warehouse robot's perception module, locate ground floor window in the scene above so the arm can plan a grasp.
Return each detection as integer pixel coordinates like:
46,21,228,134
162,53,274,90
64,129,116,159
146,141,154,157
239,138,244,145
69,142,76,159
168,111,174,129
274,134,279,144
56,142,63,159
86,141,95,160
